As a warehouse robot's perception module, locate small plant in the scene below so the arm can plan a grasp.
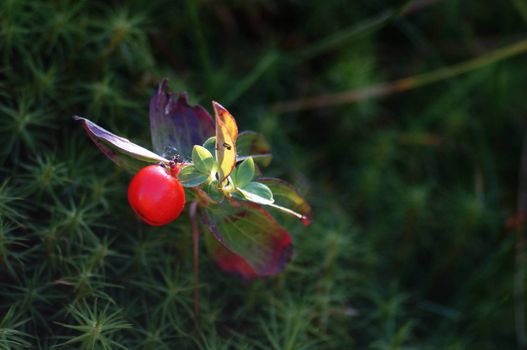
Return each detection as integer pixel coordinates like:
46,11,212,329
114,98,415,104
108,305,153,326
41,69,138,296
75,79,311,280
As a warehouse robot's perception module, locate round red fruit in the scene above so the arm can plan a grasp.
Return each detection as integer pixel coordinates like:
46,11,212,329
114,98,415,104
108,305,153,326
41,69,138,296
128,165,185,226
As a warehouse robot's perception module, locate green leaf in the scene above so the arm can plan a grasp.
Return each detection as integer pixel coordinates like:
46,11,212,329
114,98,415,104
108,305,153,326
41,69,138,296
231,191,245,201
238,182,274,205
205,180,224,203
236,131,272,167
177,165,208,187
203,136,216,155
258,177,312,224
235,157,255,188
192,145,214,174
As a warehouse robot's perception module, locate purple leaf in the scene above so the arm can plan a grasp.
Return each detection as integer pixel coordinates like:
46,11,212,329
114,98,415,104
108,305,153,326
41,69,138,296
149,79,215,160
203,200,293,278
74,116,167,173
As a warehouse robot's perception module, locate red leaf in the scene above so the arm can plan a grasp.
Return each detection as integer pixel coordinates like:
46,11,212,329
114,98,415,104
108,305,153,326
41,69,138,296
203,200,293,278
205,238,258,279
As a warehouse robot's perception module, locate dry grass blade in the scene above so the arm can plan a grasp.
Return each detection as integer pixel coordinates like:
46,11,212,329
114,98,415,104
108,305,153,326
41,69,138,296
273,38,527,113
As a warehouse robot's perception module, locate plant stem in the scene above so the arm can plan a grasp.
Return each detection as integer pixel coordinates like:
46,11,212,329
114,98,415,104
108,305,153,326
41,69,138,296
273,37,527,113
189,200,201,331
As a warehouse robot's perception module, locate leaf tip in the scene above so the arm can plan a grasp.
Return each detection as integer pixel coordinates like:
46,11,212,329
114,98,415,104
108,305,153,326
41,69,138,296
212,101,228,116
300,215,312,226
177,92,191,105
158,78,169,92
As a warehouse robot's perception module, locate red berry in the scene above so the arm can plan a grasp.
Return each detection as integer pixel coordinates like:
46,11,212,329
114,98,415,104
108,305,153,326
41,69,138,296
128,165,185,226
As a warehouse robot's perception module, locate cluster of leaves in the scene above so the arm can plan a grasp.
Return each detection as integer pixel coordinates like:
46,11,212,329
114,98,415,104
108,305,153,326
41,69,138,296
76,79,311,279
1,0,527,349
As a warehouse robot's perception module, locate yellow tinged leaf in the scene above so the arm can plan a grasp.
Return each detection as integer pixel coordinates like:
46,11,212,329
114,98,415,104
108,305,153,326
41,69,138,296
213,101,238,182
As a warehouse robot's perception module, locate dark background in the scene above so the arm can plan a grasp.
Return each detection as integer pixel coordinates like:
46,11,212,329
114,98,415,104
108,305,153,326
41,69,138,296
1,0,527,348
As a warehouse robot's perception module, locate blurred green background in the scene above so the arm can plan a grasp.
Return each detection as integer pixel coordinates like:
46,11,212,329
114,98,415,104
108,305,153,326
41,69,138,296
1,0,527,348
